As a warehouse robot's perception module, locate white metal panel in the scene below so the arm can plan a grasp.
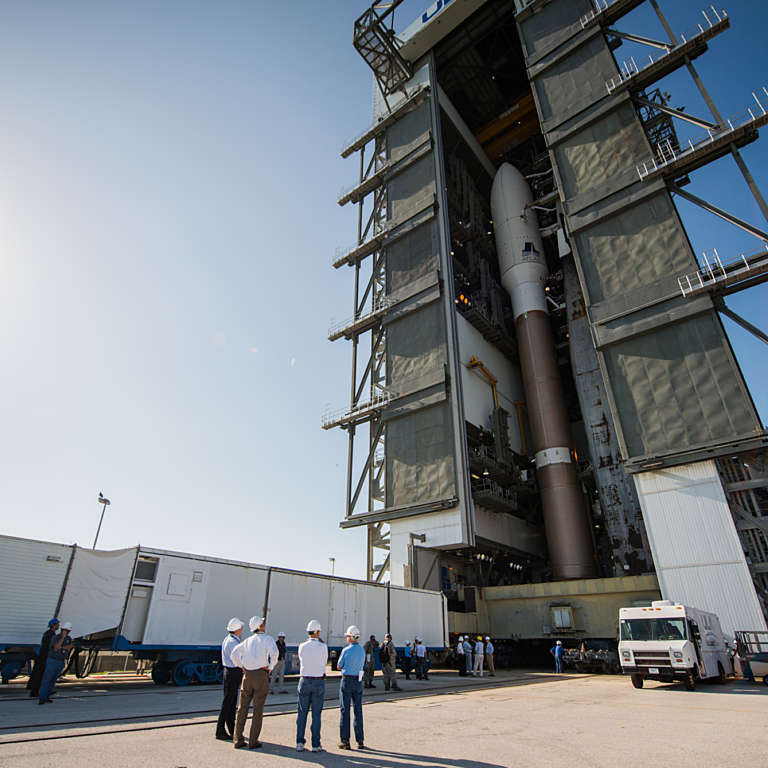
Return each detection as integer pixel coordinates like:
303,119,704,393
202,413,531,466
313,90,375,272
390,586,446,647
0,535,73,646
57,547,138,638
140,553,268,646
267,571,334,646
635,460,767,639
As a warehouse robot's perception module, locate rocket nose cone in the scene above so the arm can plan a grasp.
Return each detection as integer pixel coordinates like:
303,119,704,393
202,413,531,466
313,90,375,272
491,162,534,220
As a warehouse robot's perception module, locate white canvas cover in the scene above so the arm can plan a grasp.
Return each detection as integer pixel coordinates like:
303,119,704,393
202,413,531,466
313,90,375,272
57,546,137,638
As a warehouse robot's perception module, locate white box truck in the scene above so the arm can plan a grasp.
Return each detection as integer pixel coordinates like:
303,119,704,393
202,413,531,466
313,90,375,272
618,600,730,690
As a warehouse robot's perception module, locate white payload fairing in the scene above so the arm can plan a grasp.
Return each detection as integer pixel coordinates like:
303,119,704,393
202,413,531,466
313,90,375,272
491,163,594,580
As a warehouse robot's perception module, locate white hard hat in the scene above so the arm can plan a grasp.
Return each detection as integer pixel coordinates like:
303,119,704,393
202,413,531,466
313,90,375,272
556,640,562,645
415,636,421,642
249,616,265,632
306,619,322,633
61,621,72,631
345,625,361,638
458,636,464,641
227,618,243,632
278,631,286,637
485,636,490,641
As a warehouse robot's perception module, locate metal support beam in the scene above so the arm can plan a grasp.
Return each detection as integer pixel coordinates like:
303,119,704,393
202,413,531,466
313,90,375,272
606,27,671,51
718,303,768,347
670,183,768,243
729,142,768,225
633,95,717,130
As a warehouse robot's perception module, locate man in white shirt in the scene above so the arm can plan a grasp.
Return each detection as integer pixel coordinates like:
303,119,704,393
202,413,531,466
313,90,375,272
230,615,278,750
473,636,484,677
215,617,243,741
414,638,429,680
296,619,328,753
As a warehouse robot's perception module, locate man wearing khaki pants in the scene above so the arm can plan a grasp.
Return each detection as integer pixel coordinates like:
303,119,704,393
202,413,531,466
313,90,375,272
230,615,279,749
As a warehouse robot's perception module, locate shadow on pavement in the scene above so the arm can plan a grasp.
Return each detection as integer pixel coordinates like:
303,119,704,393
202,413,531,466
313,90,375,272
259,742,507,768
642,679,767,695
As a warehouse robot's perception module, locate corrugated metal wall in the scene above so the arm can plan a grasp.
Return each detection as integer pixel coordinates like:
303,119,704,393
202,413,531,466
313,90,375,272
635,460,767,637
0,536,72,646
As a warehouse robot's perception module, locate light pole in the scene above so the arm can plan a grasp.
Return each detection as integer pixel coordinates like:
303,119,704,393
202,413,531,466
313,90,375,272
93,492,111,549
329,557,336,576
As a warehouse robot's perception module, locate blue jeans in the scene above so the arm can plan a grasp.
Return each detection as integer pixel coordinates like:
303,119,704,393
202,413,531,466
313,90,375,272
296,677,325,748
465,653,472,674
339,676,363,745
555,657,563,673
39,658,64,702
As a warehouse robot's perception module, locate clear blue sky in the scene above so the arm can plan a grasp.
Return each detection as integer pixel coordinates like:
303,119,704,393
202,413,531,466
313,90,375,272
0,0,765,579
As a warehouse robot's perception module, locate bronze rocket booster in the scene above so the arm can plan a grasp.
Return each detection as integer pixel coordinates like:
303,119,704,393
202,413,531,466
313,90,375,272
491,163,594,580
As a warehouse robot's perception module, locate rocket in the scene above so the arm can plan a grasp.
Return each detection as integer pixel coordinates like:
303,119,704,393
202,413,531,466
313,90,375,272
491,163,594,580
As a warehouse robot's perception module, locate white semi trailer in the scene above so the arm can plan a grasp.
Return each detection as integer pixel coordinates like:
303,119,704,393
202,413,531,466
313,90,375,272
618,600,730,690
0,534,448,684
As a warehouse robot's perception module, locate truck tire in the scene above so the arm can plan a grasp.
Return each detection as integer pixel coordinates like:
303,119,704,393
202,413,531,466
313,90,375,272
763,676,768,687
631,674,644,689
151,662,172,686
684,672,696,691
716,662,727,684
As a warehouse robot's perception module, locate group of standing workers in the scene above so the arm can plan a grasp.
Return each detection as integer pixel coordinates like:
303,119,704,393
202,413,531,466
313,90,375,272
362,634,430,687
215,616,368,752
27,618,75,705
456,635,495,677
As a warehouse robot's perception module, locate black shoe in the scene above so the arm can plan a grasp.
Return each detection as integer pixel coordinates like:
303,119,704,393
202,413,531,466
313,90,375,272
249,741,262,749
234,741,248,749
357,743,366,750
338,742,351,750
45,698,53,703
29,691,36,698
216,734,230,741
38,701,46,705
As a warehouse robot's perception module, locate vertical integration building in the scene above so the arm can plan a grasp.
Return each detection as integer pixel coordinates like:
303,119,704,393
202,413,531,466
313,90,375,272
325,0,768,638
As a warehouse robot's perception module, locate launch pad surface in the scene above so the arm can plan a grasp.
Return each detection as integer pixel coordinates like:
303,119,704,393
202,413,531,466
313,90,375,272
2,672,765,766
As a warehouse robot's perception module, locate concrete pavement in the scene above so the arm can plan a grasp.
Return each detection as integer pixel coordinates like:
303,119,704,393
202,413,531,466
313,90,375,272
1,672,765,767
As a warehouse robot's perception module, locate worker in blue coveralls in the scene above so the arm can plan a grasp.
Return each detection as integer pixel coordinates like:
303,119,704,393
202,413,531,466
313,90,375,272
39,622,74,704
337,625,366,750
550,640,564,673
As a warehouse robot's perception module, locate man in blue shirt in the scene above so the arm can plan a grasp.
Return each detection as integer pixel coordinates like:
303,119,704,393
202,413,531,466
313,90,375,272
336,625,365,750
39,622,73,705
550,640,564,673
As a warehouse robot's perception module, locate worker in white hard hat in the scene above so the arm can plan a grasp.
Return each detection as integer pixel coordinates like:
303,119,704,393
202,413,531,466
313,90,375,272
296,619,328,752
485,636,495,677
230,616,278,749
456,636,466,676
270,631,288,695
462,635,473,676
38,621,74,705
414,637,429,680
337,625,365,750
215,618,243,740
550,640,564,674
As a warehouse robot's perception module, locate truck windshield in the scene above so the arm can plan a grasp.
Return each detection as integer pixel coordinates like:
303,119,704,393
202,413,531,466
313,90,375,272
620,618,687,641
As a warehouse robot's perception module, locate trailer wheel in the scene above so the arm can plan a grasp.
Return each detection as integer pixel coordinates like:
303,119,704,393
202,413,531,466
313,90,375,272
172,660,195,686
631,674,644,689
716,662,727,684
151,662,171,686
684,672,696,691
763,675,768,687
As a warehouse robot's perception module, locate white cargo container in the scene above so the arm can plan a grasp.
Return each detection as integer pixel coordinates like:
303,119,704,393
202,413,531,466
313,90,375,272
0,535,448,685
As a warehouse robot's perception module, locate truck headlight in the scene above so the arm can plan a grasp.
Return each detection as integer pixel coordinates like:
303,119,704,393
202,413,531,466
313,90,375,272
621,651,631,660
673,652,683,659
